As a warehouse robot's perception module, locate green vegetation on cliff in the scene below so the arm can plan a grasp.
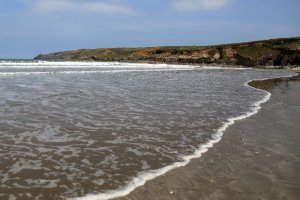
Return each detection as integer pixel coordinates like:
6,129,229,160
35,37,300,68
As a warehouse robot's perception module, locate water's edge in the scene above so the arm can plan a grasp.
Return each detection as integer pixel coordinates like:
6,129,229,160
71,73,297,200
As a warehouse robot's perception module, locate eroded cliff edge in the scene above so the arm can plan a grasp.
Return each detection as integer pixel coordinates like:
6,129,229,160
35,37,300,68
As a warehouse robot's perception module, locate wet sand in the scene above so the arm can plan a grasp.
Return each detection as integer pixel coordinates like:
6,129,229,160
116,80,300,200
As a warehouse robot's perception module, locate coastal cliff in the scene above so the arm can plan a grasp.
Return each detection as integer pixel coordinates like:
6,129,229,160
35,37,300,68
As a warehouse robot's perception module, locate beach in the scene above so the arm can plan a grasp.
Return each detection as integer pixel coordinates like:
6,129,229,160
0,61,298,200
1,0,299,199
116,78,300,200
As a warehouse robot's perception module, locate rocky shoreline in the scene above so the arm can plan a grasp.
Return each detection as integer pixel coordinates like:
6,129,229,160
35,37,300,69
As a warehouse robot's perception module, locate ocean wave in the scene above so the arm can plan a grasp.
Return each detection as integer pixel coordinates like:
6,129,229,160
71,73,295,200
0,68,198,76
0,61,294,200
0,61,185,68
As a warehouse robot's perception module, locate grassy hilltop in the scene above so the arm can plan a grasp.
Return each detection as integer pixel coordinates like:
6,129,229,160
35,37,300,68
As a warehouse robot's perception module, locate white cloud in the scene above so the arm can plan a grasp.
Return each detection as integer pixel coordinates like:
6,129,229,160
29,0,135,15
172,0,232,11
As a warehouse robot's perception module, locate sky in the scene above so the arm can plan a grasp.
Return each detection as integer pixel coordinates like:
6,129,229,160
0,0,299,58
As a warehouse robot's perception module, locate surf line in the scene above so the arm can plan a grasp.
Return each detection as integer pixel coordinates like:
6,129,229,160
71,73,298,200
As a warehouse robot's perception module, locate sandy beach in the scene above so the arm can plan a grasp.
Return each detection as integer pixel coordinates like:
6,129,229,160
116,78,300,200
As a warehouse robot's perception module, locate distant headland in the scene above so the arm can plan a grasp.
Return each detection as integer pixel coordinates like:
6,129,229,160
35,37,300,69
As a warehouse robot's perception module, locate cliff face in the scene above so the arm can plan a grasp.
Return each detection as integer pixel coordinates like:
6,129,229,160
35,37,300,68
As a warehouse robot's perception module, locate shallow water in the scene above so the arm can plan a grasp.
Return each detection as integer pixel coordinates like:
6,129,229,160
0,61,294,200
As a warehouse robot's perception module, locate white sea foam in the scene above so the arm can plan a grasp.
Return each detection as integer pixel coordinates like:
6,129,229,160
0,60,248,70
70,73,295,200
0,61,200,76
0,61,185,69
0,61,249,76
0,68,197,76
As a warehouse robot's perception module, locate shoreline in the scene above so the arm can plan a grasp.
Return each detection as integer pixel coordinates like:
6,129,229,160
1,59,298,199
112,74,300,200
35,59,300,71
72,74,298,200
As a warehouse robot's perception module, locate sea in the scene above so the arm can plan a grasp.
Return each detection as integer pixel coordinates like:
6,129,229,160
0,60,294,200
